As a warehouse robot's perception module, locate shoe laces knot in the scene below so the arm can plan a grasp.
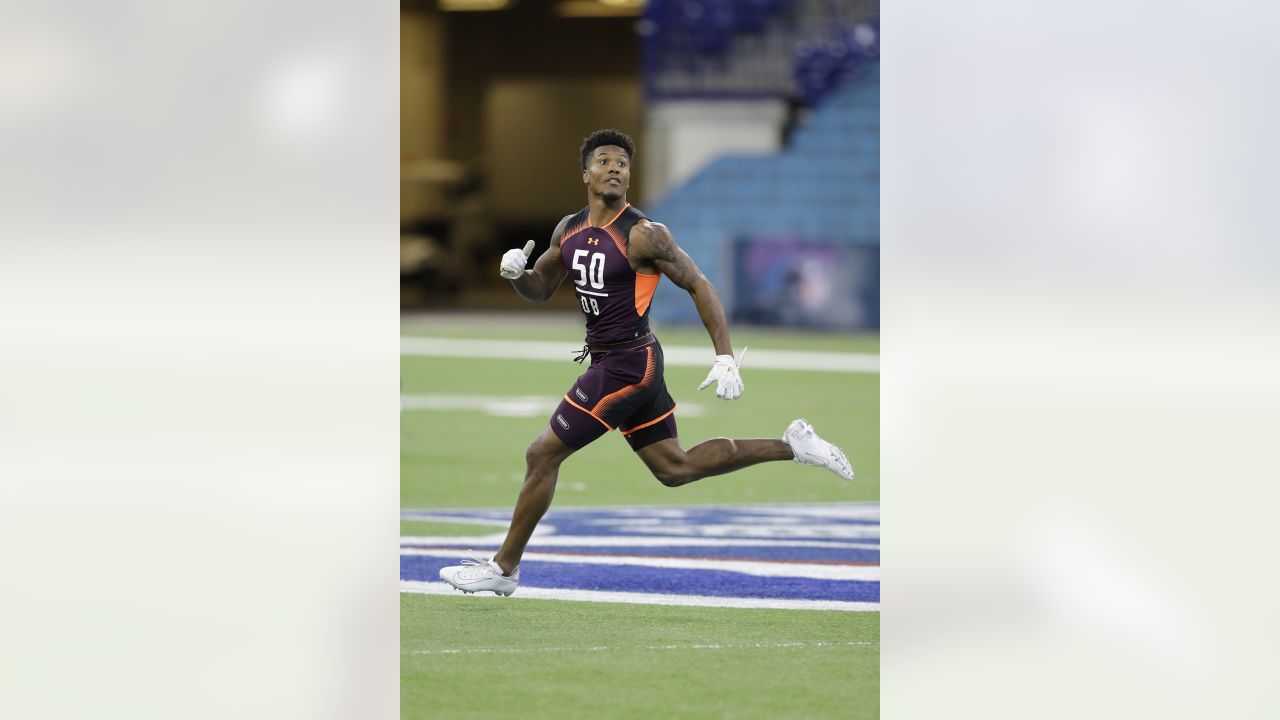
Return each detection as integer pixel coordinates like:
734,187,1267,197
461,550,515,578
460,550,496,572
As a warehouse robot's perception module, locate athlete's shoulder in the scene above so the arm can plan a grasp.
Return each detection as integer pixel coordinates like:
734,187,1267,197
556,207,591,245
611,204,648,242
628,219,677,259
629,218,672,240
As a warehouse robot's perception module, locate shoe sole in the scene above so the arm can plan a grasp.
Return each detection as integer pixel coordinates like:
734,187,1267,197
448,585,514,597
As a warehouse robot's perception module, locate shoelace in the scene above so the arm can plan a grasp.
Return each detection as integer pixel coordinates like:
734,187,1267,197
459,550,496,572
460,550,515,578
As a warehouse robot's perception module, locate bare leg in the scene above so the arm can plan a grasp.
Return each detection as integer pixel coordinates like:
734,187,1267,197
493,427,576,574
635,436,793,488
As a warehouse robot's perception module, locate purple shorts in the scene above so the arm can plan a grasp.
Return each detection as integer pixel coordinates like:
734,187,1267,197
549,339,678,452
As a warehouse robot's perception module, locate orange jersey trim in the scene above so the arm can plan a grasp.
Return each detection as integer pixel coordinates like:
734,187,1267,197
603,202,630,228
563,218,589,240
559,218,590,262
605,224,628,258
634,272,660,317
621,405,678,436
591,346,656,419
563,394,614,431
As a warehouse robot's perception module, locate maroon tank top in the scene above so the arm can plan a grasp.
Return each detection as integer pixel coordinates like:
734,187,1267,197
559,204,661,345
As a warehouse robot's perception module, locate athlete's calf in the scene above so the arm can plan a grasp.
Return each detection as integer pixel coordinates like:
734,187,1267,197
637,436,794,488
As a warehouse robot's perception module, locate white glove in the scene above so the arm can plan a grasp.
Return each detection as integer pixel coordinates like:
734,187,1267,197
499,239,536,280
697,347,747,400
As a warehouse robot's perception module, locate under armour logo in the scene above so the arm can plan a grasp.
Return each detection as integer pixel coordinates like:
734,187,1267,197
587,237,599,245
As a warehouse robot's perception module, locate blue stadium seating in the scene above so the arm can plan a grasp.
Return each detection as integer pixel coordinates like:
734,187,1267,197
643,0,877,102
645,62,879,327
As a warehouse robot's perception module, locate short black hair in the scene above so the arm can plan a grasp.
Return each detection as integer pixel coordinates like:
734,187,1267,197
580,129,635,169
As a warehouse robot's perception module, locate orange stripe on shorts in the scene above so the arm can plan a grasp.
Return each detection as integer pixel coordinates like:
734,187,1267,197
563,394,614,431
621,405,678,437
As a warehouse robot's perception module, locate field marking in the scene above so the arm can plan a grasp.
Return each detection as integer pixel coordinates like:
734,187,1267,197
569,523,882,540
400,513,515,528
401,535,879,550
400,580,879,612
402,500,879,516
400,393,707,417
405,640,877,656
408,546,877,566
402,547,879,581
401,336,879,374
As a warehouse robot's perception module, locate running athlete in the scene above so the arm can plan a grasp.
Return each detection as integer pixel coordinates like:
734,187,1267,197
439,129,853,596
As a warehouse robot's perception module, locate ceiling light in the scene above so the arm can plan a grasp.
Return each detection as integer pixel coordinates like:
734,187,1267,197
438,0,510,11
555,0,643,18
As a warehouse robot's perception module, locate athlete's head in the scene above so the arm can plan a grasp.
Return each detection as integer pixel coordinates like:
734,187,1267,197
580,128,634,202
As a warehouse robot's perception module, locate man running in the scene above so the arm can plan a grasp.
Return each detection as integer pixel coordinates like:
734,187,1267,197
439,129,853,596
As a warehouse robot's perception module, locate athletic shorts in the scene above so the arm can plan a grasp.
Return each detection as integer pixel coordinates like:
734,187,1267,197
548,338,678,452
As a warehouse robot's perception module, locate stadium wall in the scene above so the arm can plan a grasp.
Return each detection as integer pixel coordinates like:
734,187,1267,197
646,62,880,329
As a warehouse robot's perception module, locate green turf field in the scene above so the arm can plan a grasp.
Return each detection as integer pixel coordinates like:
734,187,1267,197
401,594,880,719
401,312,882,354
401,323,878,509
400,519,507,536
402,316,879,719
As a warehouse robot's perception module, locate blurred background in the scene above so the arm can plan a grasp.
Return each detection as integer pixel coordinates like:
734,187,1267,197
400,0,879,331
7,0,1280,716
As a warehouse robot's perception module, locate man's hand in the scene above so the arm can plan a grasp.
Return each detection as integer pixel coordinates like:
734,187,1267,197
697,348,747,400
499,240,536,280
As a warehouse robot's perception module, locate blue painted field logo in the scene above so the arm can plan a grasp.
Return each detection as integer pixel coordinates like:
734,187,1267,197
401,503,879,611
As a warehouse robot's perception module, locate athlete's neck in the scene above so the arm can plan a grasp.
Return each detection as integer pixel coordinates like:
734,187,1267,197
587,196,627,228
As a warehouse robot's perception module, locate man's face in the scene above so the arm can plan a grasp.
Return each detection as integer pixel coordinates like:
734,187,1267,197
583,145,631,201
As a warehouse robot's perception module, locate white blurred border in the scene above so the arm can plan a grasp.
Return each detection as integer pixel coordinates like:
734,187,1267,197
0,3,398,718
884,1,1280,717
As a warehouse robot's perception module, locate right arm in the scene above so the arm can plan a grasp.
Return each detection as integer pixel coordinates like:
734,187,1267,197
508,215,571,303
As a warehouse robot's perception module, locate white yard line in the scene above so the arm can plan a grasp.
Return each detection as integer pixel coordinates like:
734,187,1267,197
401,547,879,581
401,535,879,549
401,336,879,374
400,580,879,612
403,500,879,514
400,393,707,417
405,639,877,655
399,513,515,528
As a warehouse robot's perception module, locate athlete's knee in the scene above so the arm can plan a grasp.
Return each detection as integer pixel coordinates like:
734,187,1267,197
525,442,550,468
525,438,562,469
653,464,699,488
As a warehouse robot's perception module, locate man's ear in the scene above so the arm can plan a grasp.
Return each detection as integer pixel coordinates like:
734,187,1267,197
582,170,589,184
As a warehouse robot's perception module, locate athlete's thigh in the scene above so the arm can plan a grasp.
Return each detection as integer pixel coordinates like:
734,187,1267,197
634,436,685,476
564,346,655,430
547,363,612,450
620,391,678,452
618,371,678,452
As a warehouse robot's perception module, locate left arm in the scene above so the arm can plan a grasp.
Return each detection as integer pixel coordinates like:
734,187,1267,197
630,221,733,356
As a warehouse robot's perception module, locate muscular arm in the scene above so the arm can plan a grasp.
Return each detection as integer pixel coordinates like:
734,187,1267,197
510,215,570,303
630,221,733,356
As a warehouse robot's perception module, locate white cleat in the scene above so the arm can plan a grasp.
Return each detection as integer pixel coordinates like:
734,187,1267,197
783,418,854,481
438,552,520,597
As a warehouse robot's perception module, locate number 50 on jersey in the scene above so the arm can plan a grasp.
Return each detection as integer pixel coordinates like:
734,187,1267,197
573,249,606,316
